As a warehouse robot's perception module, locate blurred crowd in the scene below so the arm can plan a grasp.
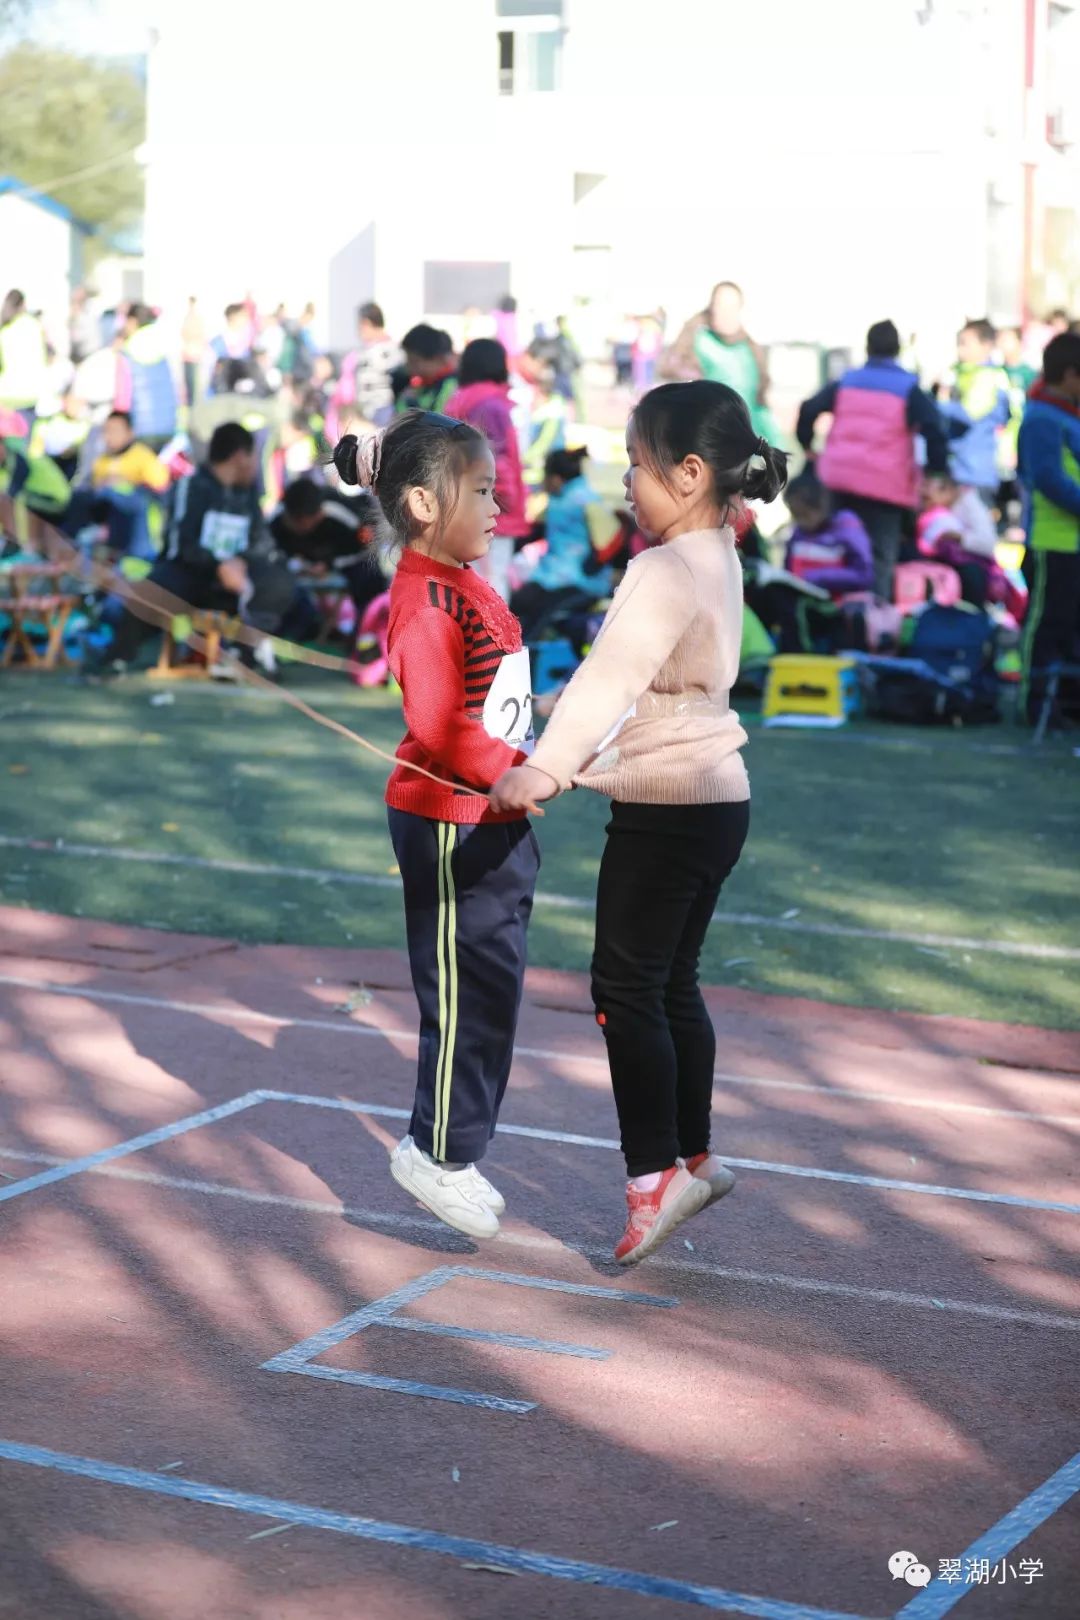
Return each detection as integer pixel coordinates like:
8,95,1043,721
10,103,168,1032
1,278,1077,725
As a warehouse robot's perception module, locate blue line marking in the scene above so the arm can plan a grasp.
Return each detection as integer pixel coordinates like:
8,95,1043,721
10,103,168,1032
255,1089,411,1121
719,1158,1080,1217
264,1265,674,1411
271,1362,538,1414
0,1438,880,1618
382,1316,611,1360
893,1450,1080,1619
456,1266,678,1307
2,1086,1071,1218
0,1092,264,1205
258,1092,1080,1217
262,1268,458,1369
259,1090,621,1151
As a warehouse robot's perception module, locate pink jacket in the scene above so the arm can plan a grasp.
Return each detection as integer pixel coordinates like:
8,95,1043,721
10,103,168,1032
818,365,921,509
820,389,918,508
445,380,530,539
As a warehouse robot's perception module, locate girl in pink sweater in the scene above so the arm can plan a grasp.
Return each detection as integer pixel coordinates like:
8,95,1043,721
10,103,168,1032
491,381,788,1265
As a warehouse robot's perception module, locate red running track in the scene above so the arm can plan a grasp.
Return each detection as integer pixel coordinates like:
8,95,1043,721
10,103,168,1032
0,906,1077,1619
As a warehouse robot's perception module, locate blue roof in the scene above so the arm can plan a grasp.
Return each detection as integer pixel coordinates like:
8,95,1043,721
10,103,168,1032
0,176,94,235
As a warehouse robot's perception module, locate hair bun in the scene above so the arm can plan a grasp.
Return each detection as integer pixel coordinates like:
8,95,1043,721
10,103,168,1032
332,434,360,486
354,429,385,489
742,440,789,505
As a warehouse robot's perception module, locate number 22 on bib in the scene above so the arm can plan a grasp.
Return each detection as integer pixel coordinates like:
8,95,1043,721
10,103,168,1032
482,648,534,755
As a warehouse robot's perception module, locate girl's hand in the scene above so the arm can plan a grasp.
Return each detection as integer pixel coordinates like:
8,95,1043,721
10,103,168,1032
489,764,558,816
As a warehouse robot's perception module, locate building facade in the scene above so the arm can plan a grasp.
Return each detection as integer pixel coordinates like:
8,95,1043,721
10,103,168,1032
141,0,1080,359
0,180,92,340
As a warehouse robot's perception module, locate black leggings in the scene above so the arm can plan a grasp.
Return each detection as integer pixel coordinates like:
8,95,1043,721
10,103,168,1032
591,799,750,1177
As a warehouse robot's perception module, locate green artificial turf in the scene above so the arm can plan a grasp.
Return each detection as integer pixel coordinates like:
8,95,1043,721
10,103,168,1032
0,673,1076,1029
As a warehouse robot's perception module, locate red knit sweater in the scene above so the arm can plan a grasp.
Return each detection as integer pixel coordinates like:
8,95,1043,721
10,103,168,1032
385,549,531,824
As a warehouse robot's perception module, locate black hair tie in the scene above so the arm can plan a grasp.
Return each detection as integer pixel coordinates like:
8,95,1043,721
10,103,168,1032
755,436,768,457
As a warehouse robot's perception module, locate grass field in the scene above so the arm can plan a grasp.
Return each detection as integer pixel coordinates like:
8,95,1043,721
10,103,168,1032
0,672,1077,1029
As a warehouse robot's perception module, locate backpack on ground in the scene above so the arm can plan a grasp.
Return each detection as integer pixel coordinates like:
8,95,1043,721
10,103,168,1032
863,603,1001,725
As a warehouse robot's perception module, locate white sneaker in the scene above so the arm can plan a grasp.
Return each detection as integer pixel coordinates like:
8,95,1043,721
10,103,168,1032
389,1136,500,1239
253,638,278,676
463,1163,506,1216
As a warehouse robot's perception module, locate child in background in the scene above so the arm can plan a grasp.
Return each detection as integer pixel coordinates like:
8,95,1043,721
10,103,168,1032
62,408,171,558
116,304,178,450
743,467,873,652
332,412,540,1239
918,472,998,559
327,301,401,439
999,326,1038,509
300,354,335,436
783,468,874,594
509,447,618,646
492,380,788,1264
1000,327,1038,398
917,470,1015,611
0,432,71,535
279,410,321,481
612,317,636,388
632,312,664,395
938,319,1011,502
1017,332,1080,722
0,290,48,423
522,363,569,492
396,325,459,415
32,391,89,483
445,339,530,601
90,409,170,498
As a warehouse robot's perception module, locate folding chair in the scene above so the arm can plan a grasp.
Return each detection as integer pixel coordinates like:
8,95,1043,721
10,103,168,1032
151,610,234,679
1032,663,1080,746
0,563,81,671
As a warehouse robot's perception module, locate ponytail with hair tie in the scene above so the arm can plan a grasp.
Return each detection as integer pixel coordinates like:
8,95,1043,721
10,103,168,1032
332,428,385,489
631,379,789,510
330,410,488,549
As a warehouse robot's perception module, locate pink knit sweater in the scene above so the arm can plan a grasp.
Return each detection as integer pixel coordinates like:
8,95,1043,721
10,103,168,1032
529,528,750,805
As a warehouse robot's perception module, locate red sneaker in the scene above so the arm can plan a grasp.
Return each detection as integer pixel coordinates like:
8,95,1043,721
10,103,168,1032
684,1152,736,1207
614,1165,711,1266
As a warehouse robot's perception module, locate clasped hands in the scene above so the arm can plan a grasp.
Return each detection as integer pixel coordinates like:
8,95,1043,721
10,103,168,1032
489,763,560,817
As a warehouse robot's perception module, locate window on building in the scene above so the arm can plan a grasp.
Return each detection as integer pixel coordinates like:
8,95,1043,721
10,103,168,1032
571,245,612,303
1047,2,1079,150
423,261,512,317
496,0,563,94
498,31,514,95
574,173,605,205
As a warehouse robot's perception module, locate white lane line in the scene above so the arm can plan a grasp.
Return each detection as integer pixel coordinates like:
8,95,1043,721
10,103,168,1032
1,971,1078,1131
1,834,1076,961
2,1148,1076,1335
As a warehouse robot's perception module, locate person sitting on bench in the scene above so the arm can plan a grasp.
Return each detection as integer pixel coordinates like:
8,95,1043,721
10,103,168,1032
62,409,170,559
105,422,297,674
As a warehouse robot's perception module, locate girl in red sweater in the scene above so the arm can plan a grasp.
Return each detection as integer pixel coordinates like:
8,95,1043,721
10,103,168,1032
332,412,538,1240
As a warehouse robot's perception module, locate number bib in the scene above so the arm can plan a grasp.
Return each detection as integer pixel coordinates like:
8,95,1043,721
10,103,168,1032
199,511,251,561
482,648,534,754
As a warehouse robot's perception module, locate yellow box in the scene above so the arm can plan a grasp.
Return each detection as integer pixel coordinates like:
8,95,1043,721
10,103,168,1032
763,654,860,726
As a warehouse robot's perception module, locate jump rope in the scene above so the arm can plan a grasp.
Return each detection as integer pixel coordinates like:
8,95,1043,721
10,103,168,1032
13,514,503,804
